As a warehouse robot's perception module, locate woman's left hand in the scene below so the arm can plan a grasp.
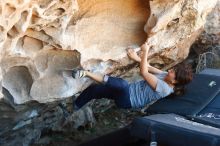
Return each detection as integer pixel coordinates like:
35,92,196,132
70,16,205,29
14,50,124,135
127,48,141,62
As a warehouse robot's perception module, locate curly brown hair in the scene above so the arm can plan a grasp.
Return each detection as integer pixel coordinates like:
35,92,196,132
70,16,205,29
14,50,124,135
172,62,193,96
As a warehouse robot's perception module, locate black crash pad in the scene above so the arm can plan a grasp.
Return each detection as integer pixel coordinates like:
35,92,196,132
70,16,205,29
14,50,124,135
146,74,220,116
130,114,220,146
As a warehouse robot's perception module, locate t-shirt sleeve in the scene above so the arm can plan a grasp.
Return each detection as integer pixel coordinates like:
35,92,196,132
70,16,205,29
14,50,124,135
155,79,173,98
155,71,168,80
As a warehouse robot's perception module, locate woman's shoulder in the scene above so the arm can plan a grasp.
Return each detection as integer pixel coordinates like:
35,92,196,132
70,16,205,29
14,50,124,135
156,79,174,97
156,71,168,75
155,71,168,79
161,71,168,74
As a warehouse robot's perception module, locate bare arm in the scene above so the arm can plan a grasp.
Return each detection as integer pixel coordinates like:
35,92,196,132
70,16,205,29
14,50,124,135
127,47,163,74
140,43,158,90
148,65,164,74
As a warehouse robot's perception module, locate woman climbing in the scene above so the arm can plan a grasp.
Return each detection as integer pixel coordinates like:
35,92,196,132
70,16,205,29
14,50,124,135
71,43,193,110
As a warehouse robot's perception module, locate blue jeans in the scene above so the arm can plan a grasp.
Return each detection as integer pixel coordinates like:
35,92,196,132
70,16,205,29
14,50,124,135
74,75,132,109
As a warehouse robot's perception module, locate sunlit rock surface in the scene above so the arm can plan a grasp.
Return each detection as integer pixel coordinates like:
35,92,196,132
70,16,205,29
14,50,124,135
145,0,218,69
0,0,217,104
190,0,220,55
205,1,220,35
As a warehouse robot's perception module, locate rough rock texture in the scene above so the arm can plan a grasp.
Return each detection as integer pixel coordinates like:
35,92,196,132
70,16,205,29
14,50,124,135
2,66,33,104
197,0,220,51
145,0,218,69
0,0,218,104
189,0,219,62
0,98,95,146
205,1,220,35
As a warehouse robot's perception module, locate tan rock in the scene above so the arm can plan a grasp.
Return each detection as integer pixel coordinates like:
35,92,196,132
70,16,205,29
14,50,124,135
145,0,218,67
205,1,220,35
23,36,43,57
34,49,80,72
2,66,33,104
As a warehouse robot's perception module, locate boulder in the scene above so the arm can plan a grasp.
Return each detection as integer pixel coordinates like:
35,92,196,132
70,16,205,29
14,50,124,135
2,66,33,104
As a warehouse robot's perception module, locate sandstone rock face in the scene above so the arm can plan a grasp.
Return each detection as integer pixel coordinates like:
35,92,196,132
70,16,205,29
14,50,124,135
186,0,219,59
205,1,220,35
145,0,218,69
2,66,33,104
0,0,218,104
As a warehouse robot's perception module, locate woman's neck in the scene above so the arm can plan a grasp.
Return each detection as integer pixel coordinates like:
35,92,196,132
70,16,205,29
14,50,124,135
164,76,175,88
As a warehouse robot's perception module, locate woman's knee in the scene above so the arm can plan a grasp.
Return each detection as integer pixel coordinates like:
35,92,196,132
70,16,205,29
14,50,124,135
107,77,128,87
85,84,101,94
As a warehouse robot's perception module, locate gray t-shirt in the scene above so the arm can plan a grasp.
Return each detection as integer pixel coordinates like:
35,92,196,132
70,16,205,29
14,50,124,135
129,71,174,108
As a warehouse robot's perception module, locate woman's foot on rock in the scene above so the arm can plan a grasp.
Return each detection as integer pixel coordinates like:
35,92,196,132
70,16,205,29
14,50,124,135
72,69,86,79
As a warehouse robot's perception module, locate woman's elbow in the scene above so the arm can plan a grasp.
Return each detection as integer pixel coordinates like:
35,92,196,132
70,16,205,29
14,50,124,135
140,69,148,76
